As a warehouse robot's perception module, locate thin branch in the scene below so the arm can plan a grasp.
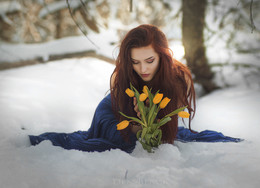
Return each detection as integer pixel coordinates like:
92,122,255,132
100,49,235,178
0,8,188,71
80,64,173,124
129,0,133,12
66,0,99,49
250,0,256,33
79,0,105,29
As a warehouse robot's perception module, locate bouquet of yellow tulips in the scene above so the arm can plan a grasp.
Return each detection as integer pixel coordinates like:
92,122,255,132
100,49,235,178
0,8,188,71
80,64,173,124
117,84,190,152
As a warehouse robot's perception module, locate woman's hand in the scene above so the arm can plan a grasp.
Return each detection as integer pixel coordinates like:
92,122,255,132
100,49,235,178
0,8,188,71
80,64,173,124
133,97,149,119
133,97,141,119
131,123,142,134
132,97,149,134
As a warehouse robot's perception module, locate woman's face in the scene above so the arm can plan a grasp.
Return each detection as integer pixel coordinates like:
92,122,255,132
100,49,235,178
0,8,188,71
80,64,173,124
131,45,160,82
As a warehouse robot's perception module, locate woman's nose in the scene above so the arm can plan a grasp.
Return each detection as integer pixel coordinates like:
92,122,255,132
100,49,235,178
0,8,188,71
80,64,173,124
141,63,147,73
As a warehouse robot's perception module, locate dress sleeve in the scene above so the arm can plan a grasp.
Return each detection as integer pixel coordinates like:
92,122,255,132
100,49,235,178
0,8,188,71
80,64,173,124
29,94,137,153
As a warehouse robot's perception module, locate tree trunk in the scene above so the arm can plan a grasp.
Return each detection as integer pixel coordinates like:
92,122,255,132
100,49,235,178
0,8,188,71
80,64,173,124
55,11,62,39
182,0,216,93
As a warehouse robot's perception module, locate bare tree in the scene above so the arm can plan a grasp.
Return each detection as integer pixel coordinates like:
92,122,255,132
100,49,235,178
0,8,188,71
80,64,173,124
182,0,217,93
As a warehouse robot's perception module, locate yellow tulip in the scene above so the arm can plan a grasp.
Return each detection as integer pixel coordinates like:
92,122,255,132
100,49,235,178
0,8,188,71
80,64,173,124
143,85,149,96
116,120,130,130
153,93,163,104
125,88,135,97
159,97,171,109
178,111,190,118
139,93,148,102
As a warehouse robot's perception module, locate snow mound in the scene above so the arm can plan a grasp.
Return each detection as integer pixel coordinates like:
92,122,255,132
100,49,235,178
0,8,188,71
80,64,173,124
0,58,259,188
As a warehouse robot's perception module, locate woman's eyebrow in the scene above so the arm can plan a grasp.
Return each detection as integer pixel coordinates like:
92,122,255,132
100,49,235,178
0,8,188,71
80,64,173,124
145,56,154,60
131,56,154,61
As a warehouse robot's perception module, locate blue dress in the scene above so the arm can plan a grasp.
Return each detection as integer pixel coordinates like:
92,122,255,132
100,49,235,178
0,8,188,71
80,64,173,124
29,94,242,153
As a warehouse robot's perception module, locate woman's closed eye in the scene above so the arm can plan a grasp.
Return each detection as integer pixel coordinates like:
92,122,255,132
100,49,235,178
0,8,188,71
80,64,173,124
131,58,155,64
132,60,139,65
146,59,155,63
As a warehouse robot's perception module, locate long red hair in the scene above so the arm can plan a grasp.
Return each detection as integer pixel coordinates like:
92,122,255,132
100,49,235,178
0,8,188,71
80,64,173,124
110,24,196,144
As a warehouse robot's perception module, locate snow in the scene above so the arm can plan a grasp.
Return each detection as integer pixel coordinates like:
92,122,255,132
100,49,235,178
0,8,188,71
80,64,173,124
0,1,21,15
39,0,68,18
0,29,118,63
0,0,259,186
0,1,21,25
39,0,92,18
0,57,260,188
205,0,260,66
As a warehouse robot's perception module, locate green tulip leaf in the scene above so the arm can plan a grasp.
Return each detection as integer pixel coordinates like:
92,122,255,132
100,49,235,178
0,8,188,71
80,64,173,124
141,127,147,140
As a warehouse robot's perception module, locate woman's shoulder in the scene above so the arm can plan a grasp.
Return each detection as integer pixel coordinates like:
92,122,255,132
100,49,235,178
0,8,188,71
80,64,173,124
110,71,117,88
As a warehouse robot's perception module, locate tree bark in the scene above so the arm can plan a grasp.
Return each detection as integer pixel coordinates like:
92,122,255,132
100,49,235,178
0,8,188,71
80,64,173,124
182,0,216,93
55,11,62,39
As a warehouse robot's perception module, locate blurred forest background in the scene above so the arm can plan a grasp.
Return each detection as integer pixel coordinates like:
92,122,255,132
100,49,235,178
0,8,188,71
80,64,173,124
0,0,259,94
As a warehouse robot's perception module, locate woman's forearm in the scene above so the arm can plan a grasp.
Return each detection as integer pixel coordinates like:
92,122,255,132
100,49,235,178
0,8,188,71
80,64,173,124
131,124,142,134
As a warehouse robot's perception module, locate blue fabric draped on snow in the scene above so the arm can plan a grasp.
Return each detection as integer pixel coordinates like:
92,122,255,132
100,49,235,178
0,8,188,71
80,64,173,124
29,94,242,153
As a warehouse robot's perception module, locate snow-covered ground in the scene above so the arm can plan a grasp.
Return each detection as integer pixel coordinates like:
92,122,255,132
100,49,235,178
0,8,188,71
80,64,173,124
0,0,259,186
0,29,119,63
0,57,259,188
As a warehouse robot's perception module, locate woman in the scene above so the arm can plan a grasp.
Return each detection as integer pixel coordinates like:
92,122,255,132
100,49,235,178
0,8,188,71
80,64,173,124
29,24,241,153
110,24,195,144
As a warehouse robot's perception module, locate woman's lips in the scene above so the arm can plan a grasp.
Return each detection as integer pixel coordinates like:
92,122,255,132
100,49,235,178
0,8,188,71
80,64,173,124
141,74,150,78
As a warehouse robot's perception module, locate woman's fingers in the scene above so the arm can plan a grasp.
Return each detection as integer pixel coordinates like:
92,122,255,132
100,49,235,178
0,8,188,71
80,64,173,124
133,97,137,106
146,98,149,106
133,97,137,112
133,97,141,118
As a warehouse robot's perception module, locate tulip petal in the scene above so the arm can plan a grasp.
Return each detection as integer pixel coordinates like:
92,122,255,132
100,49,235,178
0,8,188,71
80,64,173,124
143,86,149,96
159,97,171,109
178,111,190,118
139,93,148,102
125,88,135,97
116,120,130,130
153,93,163,104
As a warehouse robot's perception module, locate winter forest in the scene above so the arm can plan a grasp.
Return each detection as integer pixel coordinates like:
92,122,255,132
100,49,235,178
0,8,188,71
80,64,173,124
0,0,260,188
